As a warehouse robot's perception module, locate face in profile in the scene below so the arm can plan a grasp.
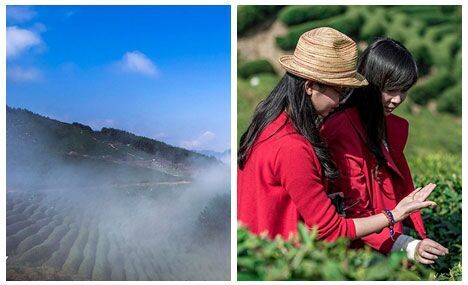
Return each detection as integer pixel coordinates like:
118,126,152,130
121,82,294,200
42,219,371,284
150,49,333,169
306,81,351,117
381,89,408,115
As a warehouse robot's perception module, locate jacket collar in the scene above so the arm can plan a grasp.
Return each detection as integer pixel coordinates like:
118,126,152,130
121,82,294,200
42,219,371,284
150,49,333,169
344,107,406,179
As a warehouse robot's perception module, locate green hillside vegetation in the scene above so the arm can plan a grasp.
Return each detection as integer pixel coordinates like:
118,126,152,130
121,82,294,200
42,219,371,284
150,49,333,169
7,107,214,164
238,6,283,35
7,106,218,189
239,5,461,116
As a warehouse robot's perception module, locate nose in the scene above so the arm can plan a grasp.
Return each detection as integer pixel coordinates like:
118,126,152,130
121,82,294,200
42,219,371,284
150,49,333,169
391,93,403,105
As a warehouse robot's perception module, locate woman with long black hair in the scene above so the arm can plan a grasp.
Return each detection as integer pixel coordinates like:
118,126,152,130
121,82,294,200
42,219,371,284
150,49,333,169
238,28,437,242
322,38,448,263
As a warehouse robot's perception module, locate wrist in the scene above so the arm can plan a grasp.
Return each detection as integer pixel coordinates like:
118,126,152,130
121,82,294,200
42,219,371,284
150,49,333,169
382,209,396,241
407,239,421,260
391,208,402,223
391,235,419,260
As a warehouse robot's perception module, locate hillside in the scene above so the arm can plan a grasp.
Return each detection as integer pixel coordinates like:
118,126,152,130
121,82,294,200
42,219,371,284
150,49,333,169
7,106,219,190
196,149,231,164
6,106,230,280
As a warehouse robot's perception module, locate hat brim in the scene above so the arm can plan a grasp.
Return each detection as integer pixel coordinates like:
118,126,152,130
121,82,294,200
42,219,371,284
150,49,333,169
279,55,368,88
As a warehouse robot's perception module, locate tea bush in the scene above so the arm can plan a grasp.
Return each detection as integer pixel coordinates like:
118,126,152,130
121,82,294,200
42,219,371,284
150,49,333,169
278,5,346,26
238,5,282,35
276,7,363,50
238,154,462,281
409,69,452,105
238,224,435,281
430,33,461,68
238,59,276,79
409,153,462,279
359,8,388,41
437,83,462,116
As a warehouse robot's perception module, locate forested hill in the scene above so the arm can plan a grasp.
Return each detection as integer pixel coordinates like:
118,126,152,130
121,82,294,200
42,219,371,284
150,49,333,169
7,106,220,189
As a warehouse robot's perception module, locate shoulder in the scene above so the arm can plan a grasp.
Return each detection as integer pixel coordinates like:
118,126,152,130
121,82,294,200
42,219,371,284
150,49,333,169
387,114,409,128
321,108,359,141
387,114,409,137
274,133,320,169
386,114,410,149
276,133,316,156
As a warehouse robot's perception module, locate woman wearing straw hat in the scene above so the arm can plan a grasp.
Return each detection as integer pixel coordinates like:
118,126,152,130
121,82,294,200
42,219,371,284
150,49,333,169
237,27,437,241
322,38,448,263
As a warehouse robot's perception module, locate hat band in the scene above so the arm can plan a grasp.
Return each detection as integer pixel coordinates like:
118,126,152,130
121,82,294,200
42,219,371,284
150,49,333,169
291,56,357,80
293,46,356,73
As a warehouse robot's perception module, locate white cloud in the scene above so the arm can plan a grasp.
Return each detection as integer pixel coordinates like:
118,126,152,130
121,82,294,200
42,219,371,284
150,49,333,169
180,131,216,150
32,22,47,33
119,51,158,76
7,66,42,82
6,26,42,59
7,6,36,23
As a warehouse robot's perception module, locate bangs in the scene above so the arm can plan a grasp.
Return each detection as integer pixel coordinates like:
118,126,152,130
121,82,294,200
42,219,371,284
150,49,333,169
382,57,418,91
361,38,419,92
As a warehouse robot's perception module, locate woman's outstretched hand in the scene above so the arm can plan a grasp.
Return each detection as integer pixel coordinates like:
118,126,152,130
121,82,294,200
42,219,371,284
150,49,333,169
415,238,449,264
391,183,437,223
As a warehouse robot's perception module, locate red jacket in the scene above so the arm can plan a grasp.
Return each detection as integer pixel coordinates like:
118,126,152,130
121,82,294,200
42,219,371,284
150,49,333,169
321,107,426,254
238,112,356,241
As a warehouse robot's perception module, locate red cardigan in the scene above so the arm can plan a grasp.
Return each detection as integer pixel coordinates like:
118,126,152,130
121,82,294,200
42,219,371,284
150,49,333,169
238,112,356,241
321,107,426,254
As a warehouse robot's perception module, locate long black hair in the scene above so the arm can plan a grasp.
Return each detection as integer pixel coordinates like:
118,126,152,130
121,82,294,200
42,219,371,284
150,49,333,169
344,38,418,169
238,72,339,180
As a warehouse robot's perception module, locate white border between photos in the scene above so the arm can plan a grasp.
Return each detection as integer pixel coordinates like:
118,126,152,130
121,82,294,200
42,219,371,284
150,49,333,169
1,3,5,285
231,4,237,283
1,0,466,284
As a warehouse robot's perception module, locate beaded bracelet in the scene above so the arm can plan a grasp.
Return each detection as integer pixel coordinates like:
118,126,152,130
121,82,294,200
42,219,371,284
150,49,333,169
382,209,396,241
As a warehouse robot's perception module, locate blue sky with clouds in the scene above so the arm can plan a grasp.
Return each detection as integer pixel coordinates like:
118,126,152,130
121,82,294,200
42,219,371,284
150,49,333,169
6,6,231,152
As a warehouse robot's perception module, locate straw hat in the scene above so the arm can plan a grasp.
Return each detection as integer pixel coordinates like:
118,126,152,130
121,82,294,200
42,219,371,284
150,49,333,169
279,27,368,87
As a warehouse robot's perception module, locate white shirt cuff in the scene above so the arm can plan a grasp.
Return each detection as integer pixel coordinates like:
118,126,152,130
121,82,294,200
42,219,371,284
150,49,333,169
390,234,421,260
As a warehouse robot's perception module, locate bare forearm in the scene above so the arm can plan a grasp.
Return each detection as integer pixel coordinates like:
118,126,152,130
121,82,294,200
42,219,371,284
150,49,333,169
352,213,390,239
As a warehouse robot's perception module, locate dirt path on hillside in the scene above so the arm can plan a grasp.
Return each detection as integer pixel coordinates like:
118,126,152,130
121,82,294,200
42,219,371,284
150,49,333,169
237,20,288,74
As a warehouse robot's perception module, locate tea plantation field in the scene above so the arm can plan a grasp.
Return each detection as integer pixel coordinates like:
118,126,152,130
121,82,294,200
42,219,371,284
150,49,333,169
7,187,229,281
237,152,461,281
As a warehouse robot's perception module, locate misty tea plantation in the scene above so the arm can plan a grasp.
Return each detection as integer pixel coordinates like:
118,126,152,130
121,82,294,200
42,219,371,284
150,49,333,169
6,106,230,281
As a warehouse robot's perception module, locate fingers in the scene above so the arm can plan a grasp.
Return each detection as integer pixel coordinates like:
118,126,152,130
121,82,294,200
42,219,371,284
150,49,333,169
416,183,436,201
417,256,435,265
410,187,422,197
425,246,447,256
407,201,437,212
419,251,438,261
416,239,450,265
423,239,449,255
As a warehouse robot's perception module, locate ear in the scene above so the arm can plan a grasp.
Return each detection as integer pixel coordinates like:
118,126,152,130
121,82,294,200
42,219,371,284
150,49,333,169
304,80,314,96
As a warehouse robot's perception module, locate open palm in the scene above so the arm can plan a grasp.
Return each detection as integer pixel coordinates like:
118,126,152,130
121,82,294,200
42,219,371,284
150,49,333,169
392,183,437,222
